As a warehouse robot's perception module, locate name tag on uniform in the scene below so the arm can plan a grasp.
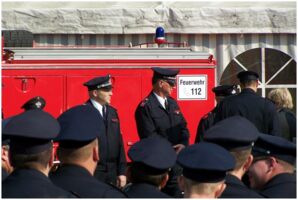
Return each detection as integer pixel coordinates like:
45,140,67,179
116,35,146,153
111,118,119,123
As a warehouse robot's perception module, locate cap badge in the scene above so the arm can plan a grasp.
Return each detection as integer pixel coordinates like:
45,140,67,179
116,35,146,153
35,101,42,108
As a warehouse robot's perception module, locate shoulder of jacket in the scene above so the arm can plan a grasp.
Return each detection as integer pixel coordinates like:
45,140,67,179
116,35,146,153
167,96,179,105
218,95,234,105
105,183,128,197
83,100,93,106
202,112,211,119
167,96,176,101
263,97,277,108
264,97,274,103
107,105,117,112
283,109,296,119
139,98,149,107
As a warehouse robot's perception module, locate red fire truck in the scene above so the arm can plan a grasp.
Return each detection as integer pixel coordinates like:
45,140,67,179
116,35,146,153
2,32,216,158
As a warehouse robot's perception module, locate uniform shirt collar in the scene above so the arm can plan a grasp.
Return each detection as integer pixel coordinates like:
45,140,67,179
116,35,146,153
153,92,167,109
90,98,103,116
241,88,256,94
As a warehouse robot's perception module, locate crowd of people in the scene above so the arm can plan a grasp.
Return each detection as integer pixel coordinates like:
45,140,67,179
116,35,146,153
2,67,296,198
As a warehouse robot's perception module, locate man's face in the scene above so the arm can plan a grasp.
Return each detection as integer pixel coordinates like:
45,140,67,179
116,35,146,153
247,158,270,190
93,87,113,105
160,79,176,96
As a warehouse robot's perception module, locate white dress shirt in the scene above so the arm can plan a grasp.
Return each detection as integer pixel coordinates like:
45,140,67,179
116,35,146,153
90,98,104,117
153,92,167,109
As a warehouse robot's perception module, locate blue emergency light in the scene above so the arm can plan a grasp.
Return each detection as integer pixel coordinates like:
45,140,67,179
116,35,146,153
155,27,166,45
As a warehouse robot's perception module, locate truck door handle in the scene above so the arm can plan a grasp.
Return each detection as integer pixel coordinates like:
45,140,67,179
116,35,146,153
14,77,36,93
22,79,28,92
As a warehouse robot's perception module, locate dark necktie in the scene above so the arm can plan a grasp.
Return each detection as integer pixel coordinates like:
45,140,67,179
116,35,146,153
165,99,169,111
102,106,107,121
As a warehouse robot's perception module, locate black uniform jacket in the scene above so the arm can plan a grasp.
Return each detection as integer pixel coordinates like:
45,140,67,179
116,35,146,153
220,174,263,198
135,92,189,146
2,168,73,198
86,100,127,177
50,164,126,198
215,88,280,136
2,168,9,181
259,173,296,198
195,107,217,143
277,108,296,141
126,183,171,198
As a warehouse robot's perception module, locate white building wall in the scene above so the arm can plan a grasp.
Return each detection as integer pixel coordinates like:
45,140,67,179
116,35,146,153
32,33,296,82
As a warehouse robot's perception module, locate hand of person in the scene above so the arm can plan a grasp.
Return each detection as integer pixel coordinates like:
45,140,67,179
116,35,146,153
117,175,127,189
173,144,186,154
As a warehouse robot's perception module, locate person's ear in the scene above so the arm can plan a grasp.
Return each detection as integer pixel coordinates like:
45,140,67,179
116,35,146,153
214,182,226,198
266,157,277,172
243,154,253,172
93,144,99,162
2,146,9,162
92,90,98,97
158,80,164,88
160,173,169,189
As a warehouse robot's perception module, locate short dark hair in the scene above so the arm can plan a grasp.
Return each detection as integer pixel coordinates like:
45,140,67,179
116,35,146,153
129,163,168,186
57,139,97,163
10,147,52,169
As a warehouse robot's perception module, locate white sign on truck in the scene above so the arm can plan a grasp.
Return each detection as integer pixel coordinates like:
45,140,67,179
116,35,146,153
177,75,207,100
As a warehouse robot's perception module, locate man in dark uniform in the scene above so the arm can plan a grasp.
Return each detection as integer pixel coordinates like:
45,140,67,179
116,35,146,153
248,133,296,198
195,85,237,142
135,67,190,197
203,116,264,198
21,96,46,111
83,75,127,188
177,142,235,198
50,105,126,198
125,136,177,198
2,110,73,198
1,96,46,137
215,70,280,136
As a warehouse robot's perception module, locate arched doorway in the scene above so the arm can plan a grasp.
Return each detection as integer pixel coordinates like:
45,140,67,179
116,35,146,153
220,47,296,113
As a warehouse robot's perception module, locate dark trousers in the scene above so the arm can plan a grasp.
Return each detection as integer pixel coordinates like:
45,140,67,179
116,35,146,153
161,164,183,198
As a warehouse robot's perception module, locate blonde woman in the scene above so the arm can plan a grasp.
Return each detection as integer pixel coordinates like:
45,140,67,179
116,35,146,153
268,88,296,141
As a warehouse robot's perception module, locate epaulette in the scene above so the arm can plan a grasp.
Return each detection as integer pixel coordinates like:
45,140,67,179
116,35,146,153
202,113,209,119
140,98,149,107
107,104,117,112
167,96,175,101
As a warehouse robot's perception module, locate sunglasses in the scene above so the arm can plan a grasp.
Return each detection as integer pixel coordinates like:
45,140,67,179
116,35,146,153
99,86,113,92
163,80,176,87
